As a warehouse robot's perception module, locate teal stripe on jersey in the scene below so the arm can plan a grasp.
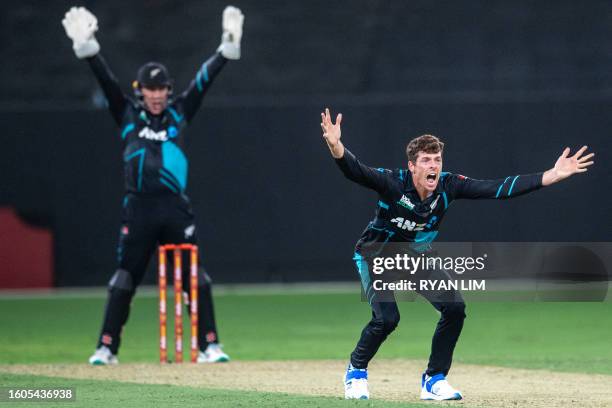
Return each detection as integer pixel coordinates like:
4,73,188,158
161,141,188,190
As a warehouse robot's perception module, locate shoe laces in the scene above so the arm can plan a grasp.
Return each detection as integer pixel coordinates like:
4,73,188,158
97,346,112,356
348,378,368,390
432,379,456,395
206,343,224,353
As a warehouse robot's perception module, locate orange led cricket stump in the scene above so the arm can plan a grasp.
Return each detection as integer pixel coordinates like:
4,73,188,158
158,244,199,363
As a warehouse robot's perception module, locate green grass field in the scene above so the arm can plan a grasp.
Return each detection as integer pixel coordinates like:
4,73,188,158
0,372,423,408
1,290,611,407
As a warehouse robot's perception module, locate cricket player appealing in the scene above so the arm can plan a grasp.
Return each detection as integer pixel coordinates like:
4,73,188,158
319,108,594,400
62,6,244,364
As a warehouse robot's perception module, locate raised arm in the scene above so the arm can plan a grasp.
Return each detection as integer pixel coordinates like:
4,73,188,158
320,108,391,193
62,7,127,125
174,6,243,123
447,172,543,200
448,146,594,200
175,52,228,123
87,55,128,125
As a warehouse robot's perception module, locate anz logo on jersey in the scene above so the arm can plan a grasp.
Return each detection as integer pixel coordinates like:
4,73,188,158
390,217,427,231
137,126,179,142
139,127,167,141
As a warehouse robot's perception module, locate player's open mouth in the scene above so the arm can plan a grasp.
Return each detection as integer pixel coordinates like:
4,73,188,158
425,172,437,187
149,101,165,112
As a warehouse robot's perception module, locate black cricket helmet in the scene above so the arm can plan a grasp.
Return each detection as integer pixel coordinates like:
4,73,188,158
132,62,173,95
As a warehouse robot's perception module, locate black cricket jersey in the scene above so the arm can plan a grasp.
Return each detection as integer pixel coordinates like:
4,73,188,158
87,52,227,194
335,149,543,256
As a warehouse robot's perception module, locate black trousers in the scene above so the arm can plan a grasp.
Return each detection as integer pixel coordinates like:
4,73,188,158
96,193,219,354
350,253,466,376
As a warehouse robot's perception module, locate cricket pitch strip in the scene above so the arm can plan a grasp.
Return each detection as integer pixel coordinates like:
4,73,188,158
2,359,611,407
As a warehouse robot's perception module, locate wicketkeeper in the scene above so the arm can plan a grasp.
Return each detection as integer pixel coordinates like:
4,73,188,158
320,108,594,400
62,5,244,364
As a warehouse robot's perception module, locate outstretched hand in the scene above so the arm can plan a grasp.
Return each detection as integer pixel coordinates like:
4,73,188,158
543,146,595,186
218,6,244,60
62,6,100,59
320,108,345,158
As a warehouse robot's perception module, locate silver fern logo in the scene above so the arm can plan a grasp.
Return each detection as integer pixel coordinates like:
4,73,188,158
184,224,195,239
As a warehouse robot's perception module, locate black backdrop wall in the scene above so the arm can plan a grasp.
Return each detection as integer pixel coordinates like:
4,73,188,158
1,1,611,286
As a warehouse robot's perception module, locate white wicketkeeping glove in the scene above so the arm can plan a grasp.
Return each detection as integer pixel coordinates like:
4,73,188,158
217,6,244,60
62,6,100,59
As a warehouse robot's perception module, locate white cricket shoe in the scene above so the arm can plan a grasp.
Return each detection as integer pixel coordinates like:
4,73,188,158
197,343,230,363
420,373,462,400
344,364,369,400
88,346,118,365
